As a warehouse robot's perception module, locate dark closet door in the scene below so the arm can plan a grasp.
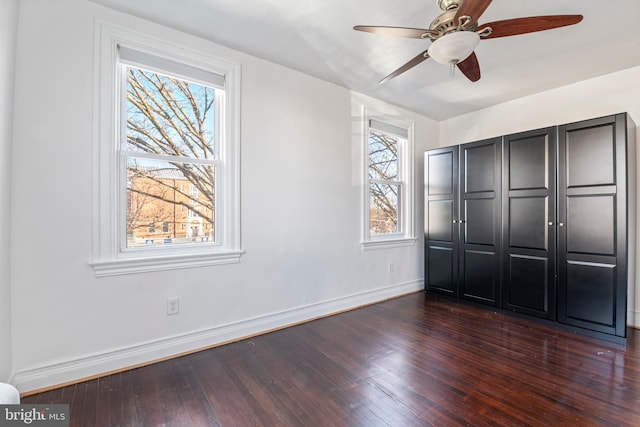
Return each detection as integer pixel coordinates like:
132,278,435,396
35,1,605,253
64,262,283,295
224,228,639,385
459,138,502,306
557,114,632,338
502,128,557,319
424,146,459,297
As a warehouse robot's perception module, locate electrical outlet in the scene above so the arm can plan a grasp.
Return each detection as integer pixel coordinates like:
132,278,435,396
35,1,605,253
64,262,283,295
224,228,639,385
388,263,395,273
167,298,179,315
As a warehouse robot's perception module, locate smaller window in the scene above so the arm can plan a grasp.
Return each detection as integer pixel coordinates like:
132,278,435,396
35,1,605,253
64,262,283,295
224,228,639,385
363,116,415,248
368,127,401,235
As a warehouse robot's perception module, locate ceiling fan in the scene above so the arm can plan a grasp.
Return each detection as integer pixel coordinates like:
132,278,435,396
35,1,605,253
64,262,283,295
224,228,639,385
354,0,583,83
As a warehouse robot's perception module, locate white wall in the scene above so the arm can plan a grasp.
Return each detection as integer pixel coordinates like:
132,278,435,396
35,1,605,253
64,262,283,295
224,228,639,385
0,0,19,383
9,0,438,392
440,66,640,328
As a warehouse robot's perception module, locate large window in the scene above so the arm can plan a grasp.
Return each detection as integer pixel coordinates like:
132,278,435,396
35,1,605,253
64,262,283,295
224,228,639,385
92,24,242,276
121,54,217,249
363,117,415,248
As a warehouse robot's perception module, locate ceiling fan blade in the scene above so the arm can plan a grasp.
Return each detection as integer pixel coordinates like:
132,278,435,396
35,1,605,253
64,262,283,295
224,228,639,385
477,15,583,39
379,50,430,84
454,0,493,23
456,52,481,82
353,25,431,39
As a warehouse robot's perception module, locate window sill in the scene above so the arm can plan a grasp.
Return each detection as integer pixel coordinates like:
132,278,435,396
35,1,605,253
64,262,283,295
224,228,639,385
90,250,244,277
361,237,417,251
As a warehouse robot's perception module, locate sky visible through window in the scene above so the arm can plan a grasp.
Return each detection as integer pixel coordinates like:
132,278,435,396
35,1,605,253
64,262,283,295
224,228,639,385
123,66,217,247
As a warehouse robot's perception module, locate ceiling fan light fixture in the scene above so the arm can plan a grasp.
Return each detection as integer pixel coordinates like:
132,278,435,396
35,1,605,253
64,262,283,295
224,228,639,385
428,31,480,65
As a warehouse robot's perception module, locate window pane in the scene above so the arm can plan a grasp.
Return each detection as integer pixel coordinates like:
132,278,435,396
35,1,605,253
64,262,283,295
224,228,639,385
126,157,214,247
369,183,400,235
125,66,215,159
369,129,398,181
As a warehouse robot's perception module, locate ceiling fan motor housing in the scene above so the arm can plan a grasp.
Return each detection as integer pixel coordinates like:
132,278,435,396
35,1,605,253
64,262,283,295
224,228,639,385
431,0,477,40
430,13,477,40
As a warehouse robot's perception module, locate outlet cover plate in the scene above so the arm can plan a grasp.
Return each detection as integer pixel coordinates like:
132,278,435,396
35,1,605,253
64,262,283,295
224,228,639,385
167,298,179,315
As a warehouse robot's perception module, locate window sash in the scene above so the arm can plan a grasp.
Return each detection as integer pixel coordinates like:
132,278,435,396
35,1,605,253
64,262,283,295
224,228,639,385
367,123,407,238
369,182,403,235
117,55,220,253
120,156,221,252
118,64,221,163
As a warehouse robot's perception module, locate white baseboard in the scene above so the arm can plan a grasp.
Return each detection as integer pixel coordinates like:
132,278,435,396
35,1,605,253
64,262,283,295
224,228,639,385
12,280,423,393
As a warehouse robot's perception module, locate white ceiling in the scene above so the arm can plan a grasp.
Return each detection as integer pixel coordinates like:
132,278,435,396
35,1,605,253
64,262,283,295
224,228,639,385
89,0,640,120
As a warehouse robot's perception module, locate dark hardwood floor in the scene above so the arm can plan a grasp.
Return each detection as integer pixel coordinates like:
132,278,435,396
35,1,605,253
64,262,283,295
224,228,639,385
23,292,640,426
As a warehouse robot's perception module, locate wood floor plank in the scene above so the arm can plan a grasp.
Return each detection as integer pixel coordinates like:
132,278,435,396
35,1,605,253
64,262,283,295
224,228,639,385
94,376,114,426
22,293,640,426
169,361,220,427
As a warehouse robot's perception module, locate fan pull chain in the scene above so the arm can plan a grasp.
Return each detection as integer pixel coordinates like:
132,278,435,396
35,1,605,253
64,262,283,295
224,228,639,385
450,63,456,79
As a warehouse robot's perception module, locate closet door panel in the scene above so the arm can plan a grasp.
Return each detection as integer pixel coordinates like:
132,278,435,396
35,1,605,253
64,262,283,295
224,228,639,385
459,138,502,306
425,147,459,297
464,143,496,193
509,197,548,250
558,113,633,339
565,262,616,328
509,139,547,190
428,200,455,242
502,128,556,319
428,151,456,195
508,255,548,313
566,195,616,256
463,250,498,302
464,199,495,246
428,247,456,295
566,125,616,186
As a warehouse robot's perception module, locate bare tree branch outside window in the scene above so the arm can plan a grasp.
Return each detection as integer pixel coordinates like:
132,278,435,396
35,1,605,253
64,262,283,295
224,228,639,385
368,129,403,234
124,67,216,246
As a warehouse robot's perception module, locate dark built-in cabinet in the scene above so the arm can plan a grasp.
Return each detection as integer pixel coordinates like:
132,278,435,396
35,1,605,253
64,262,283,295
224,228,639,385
424,113,636,341
424,138,501,306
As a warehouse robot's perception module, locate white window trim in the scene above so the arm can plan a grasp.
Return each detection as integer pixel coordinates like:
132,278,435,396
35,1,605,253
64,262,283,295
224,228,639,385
90,21,243,277
361,108,416,250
